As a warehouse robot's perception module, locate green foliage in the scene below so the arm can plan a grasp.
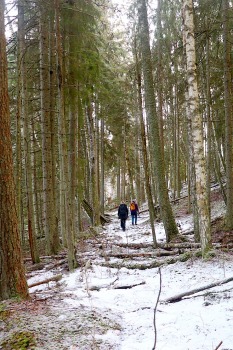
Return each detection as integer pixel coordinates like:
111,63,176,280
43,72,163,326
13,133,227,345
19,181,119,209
61,0,132,183
0,303,6,313
203,250,216,260
0,303,10,322
195,250,203,258
179,252,192,262
1,331,36,350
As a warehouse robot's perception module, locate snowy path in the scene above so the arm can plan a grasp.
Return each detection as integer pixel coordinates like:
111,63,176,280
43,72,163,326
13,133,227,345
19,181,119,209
1,205,233,350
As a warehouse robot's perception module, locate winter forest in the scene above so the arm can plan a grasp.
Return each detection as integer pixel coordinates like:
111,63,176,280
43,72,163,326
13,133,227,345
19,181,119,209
0,0,233,349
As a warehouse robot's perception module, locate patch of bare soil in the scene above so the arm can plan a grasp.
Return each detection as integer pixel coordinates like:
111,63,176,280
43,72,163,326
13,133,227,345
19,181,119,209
0,290,121,350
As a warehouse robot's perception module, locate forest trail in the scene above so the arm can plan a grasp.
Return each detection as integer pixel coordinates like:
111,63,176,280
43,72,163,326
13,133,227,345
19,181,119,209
1,190,233,350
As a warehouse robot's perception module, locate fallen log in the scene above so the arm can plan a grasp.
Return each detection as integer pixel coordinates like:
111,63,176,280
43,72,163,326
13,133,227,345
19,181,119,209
24,254,66,262
28,274,62,288
163,276,233,303
102,251,178,259
40,254,67,260
114,241,221,252
26,262,45,272
113,242,201,250
45,258,68,271
113,281,146,289
113,242,153,249
100,252,196,270
100,260,162,270
90,281,145,291
82,198,111,224
158,242,201,250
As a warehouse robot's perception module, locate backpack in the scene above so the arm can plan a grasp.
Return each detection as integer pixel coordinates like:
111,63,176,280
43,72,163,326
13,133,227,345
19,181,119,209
130,202,136,211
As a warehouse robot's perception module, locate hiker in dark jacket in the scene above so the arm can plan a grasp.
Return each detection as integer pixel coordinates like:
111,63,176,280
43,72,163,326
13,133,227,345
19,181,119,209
118,201,128,231
130,199,139,225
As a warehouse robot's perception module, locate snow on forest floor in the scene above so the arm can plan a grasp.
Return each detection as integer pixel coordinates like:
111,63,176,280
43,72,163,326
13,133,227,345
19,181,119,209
1,192,233,350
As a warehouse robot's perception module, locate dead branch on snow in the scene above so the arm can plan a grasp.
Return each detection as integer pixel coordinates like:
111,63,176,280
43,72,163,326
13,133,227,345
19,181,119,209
163,276,233,303
28,274,62,288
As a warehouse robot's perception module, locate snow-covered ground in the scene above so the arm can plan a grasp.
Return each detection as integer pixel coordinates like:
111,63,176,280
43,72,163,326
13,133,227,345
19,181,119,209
25,200,233,350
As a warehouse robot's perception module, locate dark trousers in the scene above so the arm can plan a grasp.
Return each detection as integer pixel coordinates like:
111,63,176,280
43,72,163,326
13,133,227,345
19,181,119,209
131,212,137,225
120,219,126,231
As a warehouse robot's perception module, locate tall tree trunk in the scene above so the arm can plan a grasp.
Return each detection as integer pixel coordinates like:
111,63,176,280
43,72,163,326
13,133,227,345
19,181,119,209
68,105,77,255
135,130,142,203
122,125,127,200
18,0,39,263
77,91,84,231
183,0,211,253
126,147,135,200
135,42,157,246
174,87,181,198
205,24,212,216
23,76,40,263
0,0,28,300
212,119,227,204
54,0,76,269
117,158,121,202
31,118,43,238
100,117,105,214
83,122,91,203
157,0,165,153
40,3,58,255
54,0,67,247
86,102,100,226
222,0,233,229
67,17,78,248
137,0,179,242
16,0,24,243
185,91,200,241
49,9,59,253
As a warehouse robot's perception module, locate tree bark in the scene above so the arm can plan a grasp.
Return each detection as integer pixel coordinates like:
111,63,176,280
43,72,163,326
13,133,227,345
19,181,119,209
182,0,211,254
222,0,233,229
137,0,179,242
100,117,105,214
134,39,157,246
19,1,40,263
54,0,67,248
205,24,212,219
185,89,200,241
54,0,76,269
16,0,24,243
49,9,59,254
0,0,29,300
40,2,58,255
86,102,101,226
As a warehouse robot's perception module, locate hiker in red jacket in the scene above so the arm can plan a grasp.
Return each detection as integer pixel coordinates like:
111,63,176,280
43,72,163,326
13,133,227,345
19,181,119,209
129,199,139,225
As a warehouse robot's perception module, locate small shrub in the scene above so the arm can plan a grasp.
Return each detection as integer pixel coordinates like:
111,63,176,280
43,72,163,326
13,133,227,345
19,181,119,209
0,303,10,321
179,252,192,262
204,250,216,260
1,331,36,350
195,250,202,258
